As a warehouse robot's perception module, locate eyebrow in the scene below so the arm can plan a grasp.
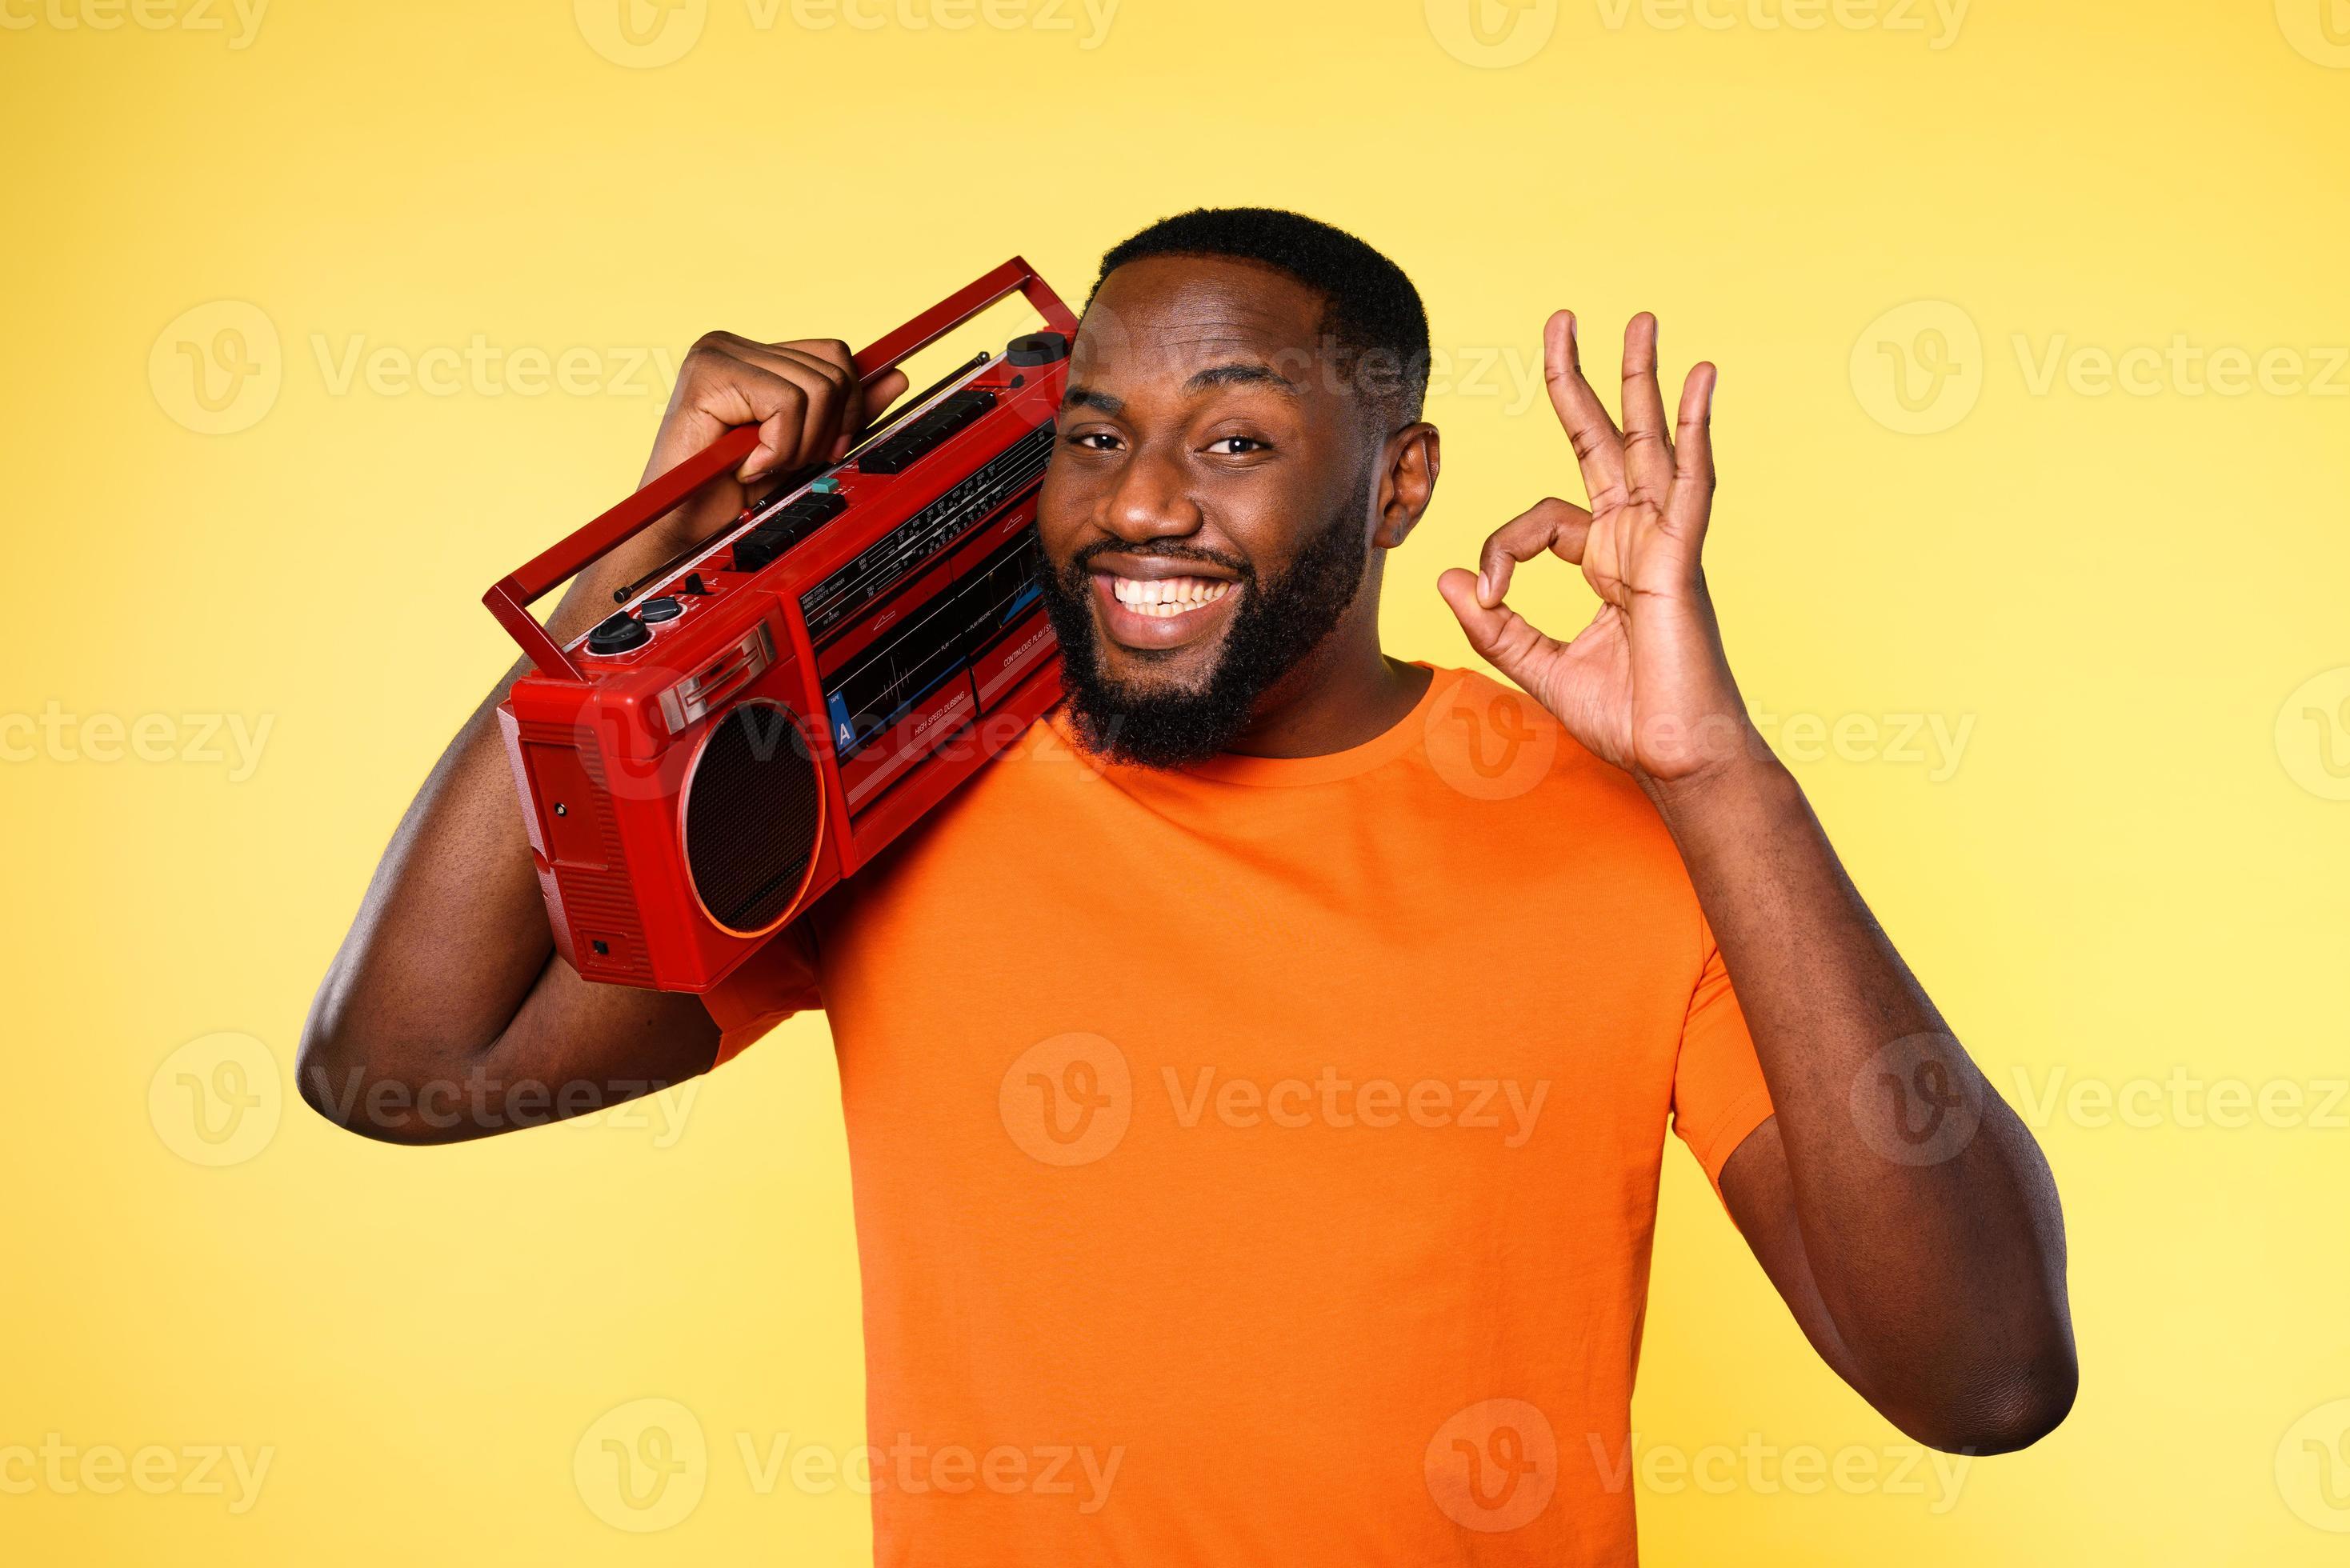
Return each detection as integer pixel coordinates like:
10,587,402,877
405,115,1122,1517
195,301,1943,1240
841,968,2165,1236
1059,360,1304,418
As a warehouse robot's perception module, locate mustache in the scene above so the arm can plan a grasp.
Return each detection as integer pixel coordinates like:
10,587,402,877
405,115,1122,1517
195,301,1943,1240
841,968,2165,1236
1069,536,1255,585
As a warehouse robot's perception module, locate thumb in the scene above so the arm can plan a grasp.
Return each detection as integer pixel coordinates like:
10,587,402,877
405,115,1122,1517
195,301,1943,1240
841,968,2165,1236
858,367,911,423
1438,568,1563,691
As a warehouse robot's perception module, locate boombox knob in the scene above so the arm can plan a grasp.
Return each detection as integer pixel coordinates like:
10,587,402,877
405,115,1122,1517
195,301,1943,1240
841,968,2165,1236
1007,332,1070,367
586,611,651,655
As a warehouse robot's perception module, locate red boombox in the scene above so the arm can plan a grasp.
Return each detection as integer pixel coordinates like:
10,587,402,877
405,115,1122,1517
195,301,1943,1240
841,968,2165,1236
486,259,1077,993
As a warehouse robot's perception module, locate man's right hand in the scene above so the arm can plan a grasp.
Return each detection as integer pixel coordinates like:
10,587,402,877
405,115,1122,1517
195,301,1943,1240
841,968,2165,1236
639,334,910,552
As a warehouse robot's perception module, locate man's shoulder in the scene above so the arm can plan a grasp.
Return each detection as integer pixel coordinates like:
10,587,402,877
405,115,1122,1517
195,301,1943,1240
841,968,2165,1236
1411,666,1649,815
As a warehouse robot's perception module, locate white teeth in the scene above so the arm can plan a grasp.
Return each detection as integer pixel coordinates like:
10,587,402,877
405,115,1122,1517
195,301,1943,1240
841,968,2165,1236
1110,575,1233,614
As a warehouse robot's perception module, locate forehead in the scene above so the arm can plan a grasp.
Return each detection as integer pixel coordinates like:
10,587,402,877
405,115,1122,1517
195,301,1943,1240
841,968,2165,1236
1071,254,1338,394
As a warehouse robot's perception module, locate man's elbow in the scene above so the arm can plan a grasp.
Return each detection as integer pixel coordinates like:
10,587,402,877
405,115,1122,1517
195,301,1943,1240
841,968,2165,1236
1913,1348,2080,1455
294,1001,470,1146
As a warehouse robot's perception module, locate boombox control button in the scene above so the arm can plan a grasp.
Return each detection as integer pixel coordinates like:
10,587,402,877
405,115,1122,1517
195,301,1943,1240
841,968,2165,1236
639,597,683,622
586,612,651,655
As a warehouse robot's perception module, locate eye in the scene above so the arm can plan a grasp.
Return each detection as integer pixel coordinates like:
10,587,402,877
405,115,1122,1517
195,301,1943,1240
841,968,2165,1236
1205,435,1269,456
1064,430,1123,452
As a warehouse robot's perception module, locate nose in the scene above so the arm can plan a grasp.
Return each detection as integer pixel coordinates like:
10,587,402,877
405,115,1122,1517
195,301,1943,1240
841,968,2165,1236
1096,442,1201,546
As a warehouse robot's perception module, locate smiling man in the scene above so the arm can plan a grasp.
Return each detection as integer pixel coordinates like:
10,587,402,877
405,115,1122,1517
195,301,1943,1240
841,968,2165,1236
302,208,2076,1565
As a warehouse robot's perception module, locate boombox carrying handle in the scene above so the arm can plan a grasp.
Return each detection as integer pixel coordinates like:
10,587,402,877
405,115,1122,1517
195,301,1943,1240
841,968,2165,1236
486,257,1079,680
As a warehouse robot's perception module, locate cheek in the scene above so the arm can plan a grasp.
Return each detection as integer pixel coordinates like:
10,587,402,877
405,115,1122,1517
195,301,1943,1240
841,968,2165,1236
1035,462,1089,561
1208,472,1323,578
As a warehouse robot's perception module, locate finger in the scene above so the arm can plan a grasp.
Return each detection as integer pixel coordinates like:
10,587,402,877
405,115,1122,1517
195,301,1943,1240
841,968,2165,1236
1474,498,1595,608
773,338,867,458
677,343,814,481
1619,313,1673,506
1665,362,1718,543
1542,311,1628,510
746,338,860,468
1438,567,1570,691
839,367,911,460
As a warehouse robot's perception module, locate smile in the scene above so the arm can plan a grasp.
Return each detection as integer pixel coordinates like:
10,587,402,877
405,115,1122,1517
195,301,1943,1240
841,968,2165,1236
1109,575,1235,617
1089,565,1243,651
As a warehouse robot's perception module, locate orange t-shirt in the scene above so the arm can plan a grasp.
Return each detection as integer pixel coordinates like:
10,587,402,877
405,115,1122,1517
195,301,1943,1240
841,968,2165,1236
707,666,1775,1566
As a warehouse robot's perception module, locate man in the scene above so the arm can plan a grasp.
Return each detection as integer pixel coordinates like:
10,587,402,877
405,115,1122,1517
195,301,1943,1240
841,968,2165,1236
302,208,2075,1563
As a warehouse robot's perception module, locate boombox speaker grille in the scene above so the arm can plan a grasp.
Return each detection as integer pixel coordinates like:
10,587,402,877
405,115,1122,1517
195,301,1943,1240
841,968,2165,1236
683,698,823,935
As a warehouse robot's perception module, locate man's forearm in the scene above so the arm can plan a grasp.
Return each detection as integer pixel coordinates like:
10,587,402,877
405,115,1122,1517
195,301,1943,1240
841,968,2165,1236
1647,742,2076,1446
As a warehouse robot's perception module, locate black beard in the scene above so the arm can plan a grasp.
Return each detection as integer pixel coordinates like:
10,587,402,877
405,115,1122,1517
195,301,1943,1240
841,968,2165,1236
1039,476,1375,769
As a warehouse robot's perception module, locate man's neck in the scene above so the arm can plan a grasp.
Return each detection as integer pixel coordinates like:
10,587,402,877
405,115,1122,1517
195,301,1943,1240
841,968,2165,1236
1223,609,1433,760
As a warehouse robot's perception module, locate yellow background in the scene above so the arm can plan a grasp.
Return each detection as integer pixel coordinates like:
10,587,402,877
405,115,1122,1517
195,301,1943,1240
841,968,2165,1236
4,0,2348,1561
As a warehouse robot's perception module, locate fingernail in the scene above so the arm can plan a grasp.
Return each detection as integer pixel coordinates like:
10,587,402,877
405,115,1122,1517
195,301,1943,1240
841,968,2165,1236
1476,572,1491,602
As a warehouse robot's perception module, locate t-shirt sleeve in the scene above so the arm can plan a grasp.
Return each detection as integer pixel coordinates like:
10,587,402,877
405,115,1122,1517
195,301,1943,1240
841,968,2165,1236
700,920,824,1068
1669,929,1776,1199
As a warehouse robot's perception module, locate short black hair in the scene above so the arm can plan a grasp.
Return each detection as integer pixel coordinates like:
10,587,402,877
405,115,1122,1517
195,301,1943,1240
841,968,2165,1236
1088,207,1431,430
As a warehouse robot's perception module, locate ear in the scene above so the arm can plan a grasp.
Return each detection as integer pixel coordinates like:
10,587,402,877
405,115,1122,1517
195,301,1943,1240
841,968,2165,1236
1372,422,1442,550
